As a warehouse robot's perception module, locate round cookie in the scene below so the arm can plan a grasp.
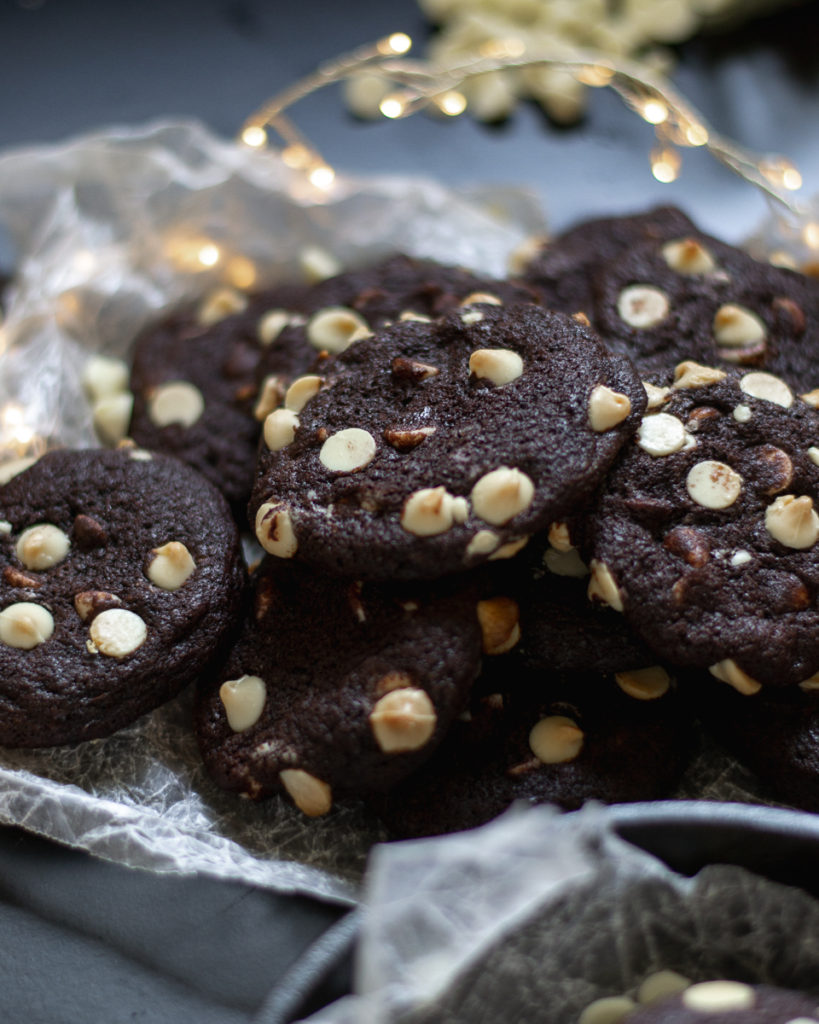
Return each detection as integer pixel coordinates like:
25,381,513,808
249,303,647,581
129,281,309,512
520,206,697,318
0,446,246,747
589,366,819,689
370,665,693,839
624,980,819,1023
194,558,484,814
590,229,819,379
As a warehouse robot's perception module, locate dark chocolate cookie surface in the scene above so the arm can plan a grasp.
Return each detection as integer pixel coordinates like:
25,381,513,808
625,981,819,1023
0,447,245,747
590,367,819,688
250,303,646,580
195,559,483,814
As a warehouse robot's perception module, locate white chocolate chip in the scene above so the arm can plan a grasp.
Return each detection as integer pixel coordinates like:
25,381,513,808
548,522,573,552
713,304,767,349
801,389,819,409
82,354,130,402
488,536,529,560
16,524,70,571
662,237,716,275
809,447,819,466
73,590,120,622
637,413,687,457
148,381,205,428
147,541,196,590
709,660,763,695
468,348,524,386
369,688,437,753
616,284,669,328
730,549,752,567
264,408,300,451
765,494,819,549
299,246,340,283
255,502,298,558
128,448,153,461
686,460,742,509
0,602,54,649
587,559,624,612
740,371,793,408
279,768,332,816
460,291,502,306
637,970,691,1005
401,486,463,537
544,547,589,577
733,404,752,423
284,375,322,413
0,521,11,535
588,385,632,432
507,235,547,276
306,306,372,353
0,457,36,485
197,287,248,325
219,675,267,732
476,597,520,655
615,666,670,700
460,310,484,325
398,310,431,323
470,467,535,525
93,392,134,445
643,381,671,409
257,309,291,345
253,375,285,421
466,529,500,558
319,428,377,473
672,361,726,390
577,997,637,1024
682,981,755,1013
89,608,147,658
529,715,584,764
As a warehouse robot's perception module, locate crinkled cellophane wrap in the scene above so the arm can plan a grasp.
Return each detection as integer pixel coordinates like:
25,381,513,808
0,120,813,906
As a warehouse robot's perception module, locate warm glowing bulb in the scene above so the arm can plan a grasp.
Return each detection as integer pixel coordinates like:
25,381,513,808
577,65,613,87
803,223,819,250
198,244,221,268
2,403,24,428
650,147,681,183
309,165,336,190
282,144,312,169
761,158,802,191
381,32,412,55
782,167,803,191
241,125,268,148
226,255,258,290
436,90,467,116
641,99,668,125
684,123,709,147
380,95,406,119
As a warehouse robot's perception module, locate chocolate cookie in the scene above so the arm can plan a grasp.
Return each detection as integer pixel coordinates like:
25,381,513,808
625,980,819,1022
194,559,483,814
371,665,692,838
520,206,697,317
129,282,309,512
591,229,819,379
589,366,819,689
0,446,245,747
249,303,646,580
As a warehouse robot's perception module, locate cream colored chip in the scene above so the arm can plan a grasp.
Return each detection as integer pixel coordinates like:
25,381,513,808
465,529,500,558
306,306,372,353
740,371,793,408
686,460,742,510
299,246,340,283
279,768,332,816
672,361,726,390
264,408,300,451
488,536,529,560
548,521,573,552
662,237,716,275
765,494,819,549
637,970,691,1005
468,348,524,386
682,981,755,1013
197,287,247,325
319,428,377,473
255,502,298,558
713,304,767,349
257,309,291,346
73,590,120,622
401,486,464,537
89,608,147,658
637,412,687,457
0,457,36,485
148,541,196,590
460,309,484,325
16,524,70,571
587,559,624,612
709,660,763,695
616,284,669,328
93,392,134,445
507,235,547,276
148,381,205,428
128,448,153,461
0,521,11,535
470,467,534,526
730,549,752,567
809,447,819,466
0,602,54,650
615,666,670,700
529,715,584,764
733,404,752,423
577,997,637,1024
460,291,502,307
588,384,632,432
220,675,267,732
801,389,819,409
369,688,437,753
398,310,432,323
643,381,671,409
253,375,285,421
82,354,130,402
476,596,520,655
544,547,588,577
284,375,322,413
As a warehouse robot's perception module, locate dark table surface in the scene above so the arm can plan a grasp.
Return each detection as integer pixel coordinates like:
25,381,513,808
1,1,818,1021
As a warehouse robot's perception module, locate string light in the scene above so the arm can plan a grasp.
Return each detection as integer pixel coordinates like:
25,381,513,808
650,146,682,183
803,222,819,249
241,125,268,148
379,95,407,119
378,32,412,56
197,243,221,268
435,90,468,116
641,99,669,125
308,164,336,190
